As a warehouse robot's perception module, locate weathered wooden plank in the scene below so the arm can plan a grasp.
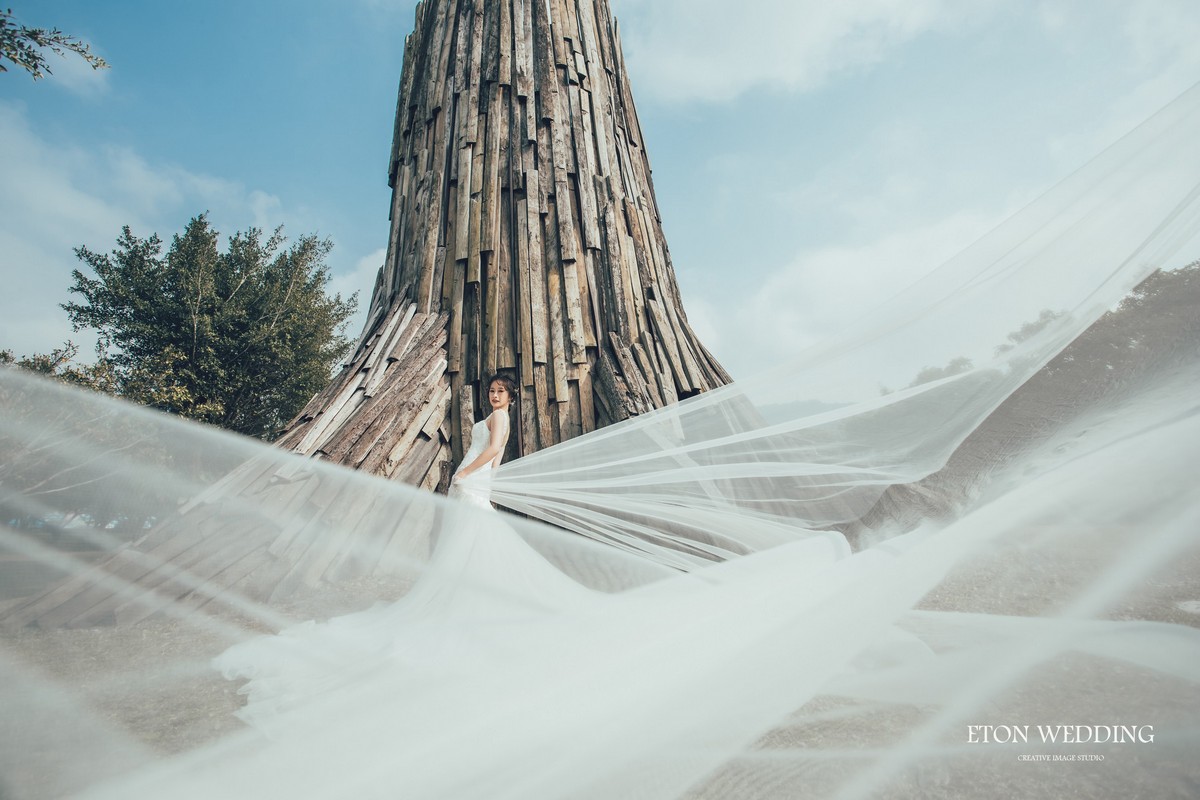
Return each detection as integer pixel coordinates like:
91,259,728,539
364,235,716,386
543,209,571,401
646,296,693,394
462,0,485,146
533,364,555,445
563,0,582,56
463,280,481,383
482,251,499,377
551,125,580,262
653,255,707,391
531,0,555,122
577,87,599,181
512,0,529,97
568,85,601,249
537,120,554,210
515,195,535,387
456,379,476,460
497,188,516,371
447,255,465,374
631,340,665,407
358,347,448,476
518,369,538,451
643,329,679,405
589,84,613,180
449,370,465,465
568,374,586,435
618,207,646,323
345,393,424,473
466,177,483,285
593,0,617,73
498,0,512,86
452,0,469,97
547,0,570,69
394,14,420,139
364,304,418,392
523,140,549,365
453,146,472,261
592,346,639,423
605,195,640,336
414,174,440,313
598,203,630,338
428,0,458,116
579,246,601,348
622,196,654,293
479,85,502,254
394,432,444,486
574,0,602,86
423,445,450,493
545,202,586,364
410,2,437,118
608,332,652,406
479,0,501,84
610,17,643,147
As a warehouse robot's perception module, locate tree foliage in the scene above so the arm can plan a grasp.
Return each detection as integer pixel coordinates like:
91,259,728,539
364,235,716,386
60,214,357,439
0,7,109,79
1,341,110,387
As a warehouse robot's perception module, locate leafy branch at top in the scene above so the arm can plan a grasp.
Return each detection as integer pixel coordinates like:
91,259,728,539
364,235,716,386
0,7,109,79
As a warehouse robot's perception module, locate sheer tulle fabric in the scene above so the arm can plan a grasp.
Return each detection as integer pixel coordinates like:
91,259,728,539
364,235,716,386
2,84,1200,800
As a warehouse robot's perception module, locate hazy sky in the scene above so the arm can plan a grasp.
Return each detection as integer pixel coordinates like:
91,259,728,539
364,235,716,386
2,0,1198,380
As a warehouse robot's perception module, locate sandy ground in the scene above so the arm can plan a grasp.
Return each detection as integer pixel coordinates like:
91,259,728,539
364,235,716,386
3,560,1198,800
3,460,1198,800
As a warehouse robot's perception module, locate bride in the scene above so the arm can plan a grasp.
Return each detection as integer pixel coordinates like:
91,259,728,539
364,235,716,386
448,372,517,509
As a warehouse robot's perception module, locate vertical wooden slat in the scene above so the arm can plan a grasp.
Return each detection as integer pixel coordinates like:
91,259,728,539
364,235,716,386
498,0,512,86
498,185,516,371
516,193,535,387
543,205,571,402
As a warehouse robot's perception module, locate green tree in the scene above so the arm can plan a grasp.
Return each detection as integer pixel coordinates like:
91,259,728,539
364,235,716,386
0,341,118,393
0,7,109,79
62,214,358,439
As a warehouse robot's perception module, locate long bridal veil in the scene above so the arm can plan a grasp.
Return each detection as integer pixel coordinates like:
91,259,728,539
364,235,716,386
3,83,1200,799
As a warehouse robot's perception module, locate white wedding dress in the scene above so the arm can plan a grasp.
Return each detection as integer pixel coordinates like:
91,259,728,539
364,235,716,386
213,407,601,735
447,412,504,509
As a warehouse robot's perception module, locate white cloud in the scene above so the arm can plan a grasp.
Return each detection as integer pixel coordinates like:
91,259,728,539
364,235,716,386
44,47,111,98
1035,0,1200,168
611,0,994,102
329,248,385,343
0,102,331,360
701,209,1000,378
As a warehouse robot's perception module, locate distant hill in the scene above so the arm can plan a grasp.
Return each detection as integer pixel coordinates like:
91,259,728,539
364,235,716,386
847,261,1200,543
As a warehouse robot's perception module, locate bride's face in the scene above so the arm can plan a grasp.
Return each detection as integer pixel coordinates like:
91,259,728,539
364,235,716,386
488,381,510,410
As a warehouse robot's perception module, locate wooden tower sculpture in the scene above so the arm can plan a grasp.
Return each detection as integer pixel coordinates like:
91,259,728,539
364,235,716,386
276,0,729,490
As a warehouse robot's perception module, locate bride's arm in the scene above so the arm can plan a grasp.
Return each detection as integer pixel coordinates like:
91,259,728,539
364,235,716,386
454,411,510,479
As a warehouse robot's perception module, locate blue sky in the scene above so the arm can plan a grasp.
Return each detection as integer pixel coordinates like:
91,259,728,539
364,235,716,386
2,0,1198,380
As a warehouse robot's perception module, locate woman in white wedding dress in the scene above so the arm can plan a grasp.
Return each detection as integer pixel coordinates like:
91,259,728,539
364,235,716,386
448,372,516,509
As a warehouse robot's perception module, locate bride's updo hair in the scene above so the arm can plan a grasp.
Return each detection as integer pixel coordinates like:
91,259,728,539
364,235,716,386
487,371,518,397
